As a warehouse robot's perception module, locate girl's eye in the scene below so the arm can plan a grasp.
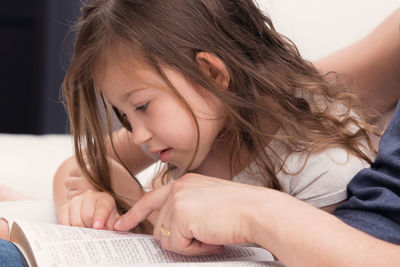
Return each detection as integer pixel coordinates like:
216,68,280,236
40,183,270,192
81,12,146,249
118,112,132,132
135,102,149,112
111,105,132,131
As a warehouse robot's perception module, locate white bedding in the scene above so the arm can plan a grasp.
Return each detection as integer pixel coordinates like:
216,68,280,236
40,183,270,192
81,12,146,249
0,1,398,223
0,134,73,201
0,134,156,223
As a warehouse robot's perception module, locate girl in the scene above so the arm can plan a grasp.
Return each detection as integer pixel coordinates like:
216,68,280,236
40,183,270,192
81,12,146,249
54,0,375,233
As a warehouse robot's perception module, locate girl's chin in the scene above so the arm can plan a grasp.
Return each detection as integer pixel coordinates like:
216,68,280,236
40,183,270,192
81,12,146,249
172,163,199,174
166,153,205,173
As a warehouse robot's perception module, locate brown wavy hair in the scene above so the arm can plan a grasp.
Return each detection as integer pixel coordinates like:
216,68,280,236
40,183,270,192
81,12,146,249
62,0,376,228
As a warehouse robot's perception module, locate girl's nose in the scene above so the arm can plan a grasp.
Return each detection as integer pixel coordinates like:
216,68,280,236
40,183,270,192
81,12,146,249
131,122,152,145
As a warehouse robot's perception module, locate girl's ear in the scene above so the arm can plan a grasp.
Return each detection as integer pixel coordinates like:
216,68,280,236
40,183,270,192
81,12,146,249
196,52,230,89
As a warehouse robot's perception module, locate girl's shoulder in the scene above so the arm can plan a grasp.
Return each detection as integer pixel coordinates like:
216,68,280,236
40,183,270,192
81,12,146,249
278,146,370,208
233,142,370,207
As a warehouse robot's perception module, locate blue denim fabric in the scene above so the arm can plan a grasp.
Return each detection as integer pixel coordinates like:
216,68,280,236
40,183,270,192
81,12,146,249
0,239,27,267
335,101,400,244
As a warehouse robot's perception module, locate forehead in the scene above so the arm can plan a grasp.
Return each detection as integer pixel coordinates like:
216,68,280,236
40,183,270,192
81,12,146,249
91,50,173,104
91,46,184,106
92,45,149,85
90,44,201,107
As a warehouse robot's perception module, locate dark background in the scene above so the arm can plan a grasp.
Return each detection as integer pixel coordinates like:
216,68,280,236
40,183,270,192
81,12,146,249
0,0,82,134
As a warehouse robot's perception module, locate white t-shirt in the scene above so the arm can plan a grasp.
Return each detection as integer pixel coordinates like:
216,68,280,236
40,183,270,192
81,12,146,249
234,98,371,208
233,143,369,208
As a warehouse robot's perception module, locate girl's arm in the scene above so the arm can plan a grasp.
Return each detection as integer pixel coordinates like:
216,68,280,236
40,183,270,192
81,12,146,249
315,8,400,115
105,128,156,176
53,128,154,219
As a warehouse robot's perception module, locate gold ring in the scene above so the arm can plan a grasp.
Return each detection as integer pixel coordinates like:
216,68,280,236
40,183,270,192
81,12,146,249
160,224,171,237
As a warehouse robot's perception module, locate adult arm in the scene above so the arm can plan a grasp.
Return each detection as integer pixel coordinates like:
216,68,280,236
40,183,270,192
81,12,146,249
315,8,400,116
254,189,400,267
113,174,400,267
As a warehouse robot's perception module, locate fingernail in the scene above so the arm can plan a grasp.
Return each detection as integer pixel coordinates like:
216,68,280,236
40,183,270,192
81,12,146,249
114,219,122,230
93,220,102,229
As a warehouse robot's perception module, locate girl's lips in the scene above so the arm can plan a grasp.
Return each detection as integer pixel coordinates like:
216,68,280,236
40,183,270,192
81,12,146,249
159,148,171,162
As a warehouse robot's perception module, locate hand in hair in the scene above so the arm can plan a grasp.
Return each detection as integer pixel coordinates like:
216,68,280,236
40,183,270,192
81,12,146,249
58,189,120,230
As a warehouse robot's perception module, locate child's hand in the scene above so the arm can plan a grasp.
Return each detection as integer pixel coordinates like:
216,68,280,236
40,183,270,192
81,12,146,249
58,190,120,230
65,157,145,205
64,165,97,200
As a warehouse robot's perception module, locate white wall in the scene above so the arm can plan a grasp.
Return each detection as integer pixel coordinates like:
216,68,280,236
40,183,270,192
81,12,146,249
256,0,399,60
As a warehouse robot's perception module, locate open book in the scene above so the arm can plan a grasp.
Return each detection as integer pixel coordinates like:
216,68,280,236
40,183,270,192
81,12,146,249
9,220,282,267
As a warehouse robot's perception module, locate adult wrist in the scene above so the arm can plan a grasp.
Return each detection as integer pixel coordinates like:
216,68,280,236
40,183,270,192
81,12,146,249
241,187,280,247
245,188,301,254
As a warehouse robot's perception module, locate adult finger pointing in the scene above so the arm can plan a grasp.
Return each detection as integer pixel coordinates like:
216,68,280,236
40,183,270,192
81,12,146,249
114,183,172,231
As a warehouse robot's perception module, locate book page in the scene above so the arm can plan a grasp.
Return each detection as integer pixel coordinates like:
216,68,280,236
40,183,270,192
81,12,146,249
75,262,284,266
13,221,275,266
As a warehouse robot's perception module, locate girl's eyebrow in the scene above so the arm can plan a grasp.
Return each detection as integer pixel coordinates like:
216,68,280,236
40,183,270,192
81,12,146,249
122,87,148,102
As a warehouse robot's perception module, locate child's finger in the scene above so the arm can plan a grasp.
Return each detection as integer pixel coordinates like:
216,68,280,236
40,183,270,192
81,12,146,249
58,204,70,225
68,198,87,227
66,189,80,200
80,195,96,228
105,209,120,230
114,184,172,231
92,196,115,229
64,177,83,191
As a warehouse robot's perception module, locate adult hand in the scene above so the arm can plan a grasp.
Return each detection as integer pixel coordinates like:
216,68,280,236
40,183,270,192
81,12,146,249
114,173,266,255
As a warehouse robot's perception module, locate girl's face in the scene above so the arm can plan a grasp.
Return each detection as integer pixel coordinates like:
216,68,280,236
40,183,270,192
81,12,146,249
94,54,226,171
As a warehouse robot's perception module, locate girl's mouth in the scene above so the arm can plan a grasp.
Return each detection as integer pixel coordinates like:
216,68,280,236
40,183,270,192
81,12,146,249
160,148,171,162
